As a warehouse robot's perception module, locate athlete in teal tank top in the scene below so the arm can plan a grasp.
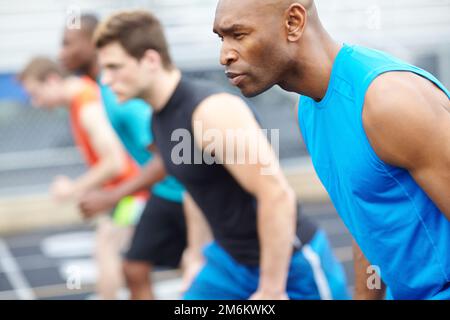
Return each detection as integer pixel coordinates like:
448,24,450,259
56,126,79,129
99,84,185,203
213,0,450,300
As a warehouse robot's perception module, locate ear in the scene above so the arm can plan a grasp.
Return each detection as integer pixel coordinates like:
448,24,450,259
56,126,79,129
285,4,308,42
141,49,163,70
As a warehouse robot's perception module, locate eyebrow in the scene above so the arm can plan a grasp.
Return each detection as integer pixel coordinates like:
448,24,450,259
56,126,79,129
103,62,123,69
213,24,247,35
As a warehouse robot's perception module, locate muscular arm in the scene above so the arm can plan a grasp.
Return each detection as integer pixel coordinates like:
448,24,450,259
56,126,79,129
108,151,166,201
72,103,128,196
180,193,212,292
183,192,212,259
193,93,297,299
363,72,450,220
78,146,167,216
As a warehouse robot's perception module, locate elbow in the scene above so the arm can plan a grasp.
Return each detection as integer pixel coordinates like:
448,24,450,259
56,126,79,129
276,185,296,208
109,153,128,177
282,186,297,217
275,178,296,205
258,182,297,215
257,183,298,242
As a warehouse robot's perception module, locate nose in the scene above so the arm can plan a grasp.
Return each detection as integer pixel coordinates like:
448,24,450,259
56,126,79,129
220,41,238,66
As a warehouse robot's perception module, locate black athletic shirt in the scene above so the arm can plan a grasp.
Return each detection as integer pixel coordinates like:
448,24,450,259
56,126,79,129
152,76,317,266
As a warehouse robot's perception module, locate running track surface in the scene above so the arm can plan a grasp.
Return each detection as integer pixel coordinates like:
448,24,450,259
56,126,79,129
0,201,354,300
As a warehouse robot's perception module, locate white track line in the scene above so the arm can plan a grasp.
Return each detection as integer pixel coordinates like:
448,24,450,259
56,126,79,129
0,239,36,300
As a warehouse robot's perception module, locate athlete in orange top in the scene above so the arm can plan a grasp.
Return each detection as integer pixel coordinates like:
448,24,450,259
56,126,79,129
20,57,146,299
69,75,141,191
20,58,141,200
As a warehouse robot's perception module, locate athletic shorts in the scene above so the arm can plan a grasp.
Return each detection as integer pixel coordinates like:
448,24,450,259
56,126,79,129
125,194,187,268
111,195,146,227
184,230,350,300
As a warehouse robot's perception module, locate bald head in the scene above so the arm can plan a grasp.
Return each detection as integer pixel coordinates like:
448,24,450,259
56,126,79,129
60,13,98,41
268,0,314,10
59,13,99,74
260,0,318,22
78,14,99,38
215,0,318,32
216,0,314,12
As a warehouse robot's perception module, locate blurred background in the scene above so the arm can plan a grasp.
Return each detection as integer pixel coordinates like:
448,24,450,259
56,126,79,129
0,0,449,300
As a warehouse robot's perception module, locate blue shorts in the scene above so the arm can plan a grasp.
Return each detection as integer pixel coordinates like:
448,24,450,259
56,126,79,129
184,230,349,300
385,284,450,300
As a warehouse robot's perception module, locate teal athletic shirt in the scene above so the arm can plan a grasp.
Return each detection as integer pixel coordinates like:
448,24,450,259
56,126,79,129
298,44,450,299
99,82,185,203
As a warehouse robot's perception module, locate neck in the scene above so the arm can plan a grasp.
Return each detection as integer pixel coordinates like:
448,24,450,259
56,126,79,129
279,27,341,101
80,59,99,81
141,68,182,112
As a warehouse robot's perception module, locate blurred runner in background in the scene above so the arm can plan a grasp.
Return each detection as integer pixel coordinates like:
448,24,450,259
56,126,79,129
19,57,147,299
59,14,208,299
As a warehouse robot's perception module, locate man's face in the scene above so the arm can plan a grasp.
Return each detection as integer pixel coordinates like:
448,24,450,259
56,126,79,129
98,42,147,103
213,0,288,97
59,29,96,72
22,76,63,109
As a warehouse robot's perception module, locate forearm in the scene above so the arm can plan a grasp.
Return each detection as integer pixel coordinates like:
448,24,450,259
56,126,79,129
353,240,386,300
72,159,122,197
257,188,297,294
183,193,212,260
107,156,166,203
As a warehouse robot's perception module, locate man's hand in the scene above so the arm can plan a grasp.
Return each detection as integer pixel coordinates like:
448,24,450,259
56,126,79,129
249,290,289,300
50,175,75,202
78,189,118,219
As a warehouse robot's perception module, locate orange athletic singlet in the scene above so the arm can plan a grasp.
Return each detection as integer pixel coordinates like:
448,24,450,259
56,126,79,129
69,77,142,192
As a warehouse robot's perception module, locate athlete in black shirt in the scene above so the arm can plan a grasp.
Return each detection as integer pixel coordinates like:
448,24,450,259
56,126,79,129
93,10,349,300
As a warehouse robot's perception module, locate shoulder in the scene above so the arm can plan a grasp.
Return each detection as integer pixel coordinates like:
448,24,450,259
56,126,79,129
363,71,448,167
364,72,445,131
78,101,108,132
119,98,150,111
76,77,101,104
193,93,254,127
117,99,151,123
365,72,417,116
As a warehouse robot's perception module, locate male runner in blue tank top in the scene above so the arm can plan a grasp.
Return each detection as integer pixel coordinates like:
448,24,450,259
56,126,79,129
213,0,450,300
93,10,349,300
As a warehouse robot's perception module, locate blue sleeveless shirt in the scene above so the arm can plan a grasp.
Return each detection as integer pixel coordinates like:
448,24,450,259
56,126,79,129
298,44,450,299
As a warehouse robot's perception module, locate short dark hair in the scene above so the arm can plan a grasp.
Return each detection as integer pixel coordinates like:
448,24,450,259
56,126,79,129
19,56,66,82
94,10,173,69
